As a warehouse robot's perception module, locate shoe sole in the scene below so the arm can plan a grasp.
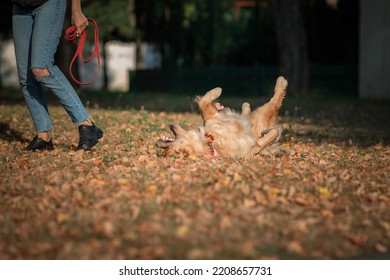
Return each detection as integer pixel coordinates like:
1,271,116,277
24,146,54,151
77,142,98,150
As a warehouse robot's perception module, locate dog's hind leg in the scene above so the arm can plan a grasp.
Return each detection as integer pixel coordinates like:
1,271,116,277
251,76,287,137
243,128,279,160
195,87,222,122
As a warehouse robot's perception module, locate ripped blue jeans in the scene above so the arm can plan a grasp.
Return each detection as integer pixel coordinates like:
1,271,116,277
12,0,89,133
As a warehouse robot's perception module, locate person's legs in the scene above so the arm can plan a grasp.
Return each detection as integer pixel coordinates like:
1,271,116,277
13,0,103,150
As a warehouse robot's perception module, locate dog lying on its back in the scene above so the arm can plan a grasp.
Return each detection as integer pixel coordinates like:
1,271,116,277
156,76,288,159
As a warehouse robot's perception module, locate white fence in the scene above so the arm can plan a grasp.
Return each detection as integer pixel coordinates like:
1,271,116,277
0,40,161,92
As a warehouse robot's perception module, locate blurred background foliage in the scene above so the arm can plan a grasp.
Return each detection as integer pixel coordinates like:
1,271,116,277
76,0,357,67
0,0,359,65
1,0,359,96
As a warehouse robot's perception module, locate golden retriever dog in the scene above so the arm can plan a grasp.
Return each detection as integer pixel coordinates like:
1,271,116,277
156,76,288,159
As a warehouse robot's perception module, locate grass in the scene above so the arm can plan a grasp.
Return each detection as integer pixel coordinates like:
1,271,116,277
0,88,389,260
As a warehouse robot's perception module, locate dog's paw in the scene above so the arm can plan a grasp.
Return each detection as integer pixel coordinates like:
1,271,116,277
205,87,222,101
260,128,277,138
214,102,225,111
242,102,250,110
242,102,251,117
275,76,288,91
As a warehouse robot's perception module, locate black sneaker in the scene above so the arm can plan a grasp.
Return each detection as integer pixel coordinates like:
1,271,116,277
25,136,54,151
77,124,103,150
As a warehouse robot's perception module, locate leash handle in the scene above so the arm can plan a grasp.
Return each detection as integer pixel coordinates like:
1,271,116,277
64,18,100,86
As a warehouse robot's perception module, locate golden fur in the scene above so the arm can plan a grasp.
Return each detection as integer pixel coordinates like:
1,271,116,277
156,76,288,159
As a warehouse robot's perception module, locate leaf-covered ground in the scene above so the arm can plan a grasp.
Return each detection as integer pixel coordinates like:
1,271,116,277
0,92,389,260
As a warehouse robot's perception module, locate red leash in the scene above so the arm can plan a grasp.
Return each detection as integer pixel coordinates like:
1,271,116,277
64,18,100,85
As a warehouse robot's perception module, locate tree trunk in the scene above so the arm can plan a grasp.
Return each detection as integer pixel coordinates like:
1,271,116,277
359,0,390,99
268,0,310,96
129,0,142,69
207,0,216,65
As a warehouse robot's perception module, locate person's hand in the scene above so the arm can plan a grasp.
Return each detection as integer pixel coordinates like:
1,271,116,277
71,11,89,36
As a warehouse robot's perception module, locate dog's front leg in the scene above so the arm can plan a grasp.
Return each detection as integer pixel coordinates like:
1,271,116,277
243,128,279,160
195,87,222,122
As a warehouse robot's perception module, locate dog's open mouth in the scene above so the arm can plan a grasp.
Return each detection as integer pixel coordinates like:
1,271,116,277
156,138,170,148
157,135,175,148
156,124,178,148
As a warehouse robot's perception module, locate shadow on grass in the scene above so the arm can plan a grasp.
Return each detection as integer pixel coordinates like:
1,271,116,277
0,122,28,143
281,97,390,147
